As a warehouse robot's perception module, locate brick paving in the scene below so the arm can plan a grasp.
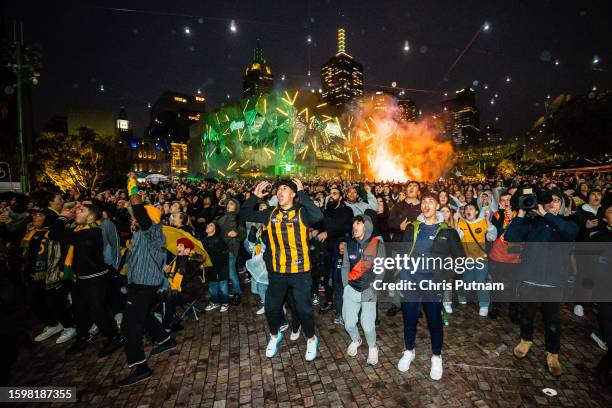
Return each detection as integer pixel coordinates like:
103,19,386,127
10,293,612,407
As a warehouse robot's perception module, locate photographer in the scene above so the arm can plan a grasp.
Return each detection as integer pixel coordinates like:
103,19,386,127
504,188,578,377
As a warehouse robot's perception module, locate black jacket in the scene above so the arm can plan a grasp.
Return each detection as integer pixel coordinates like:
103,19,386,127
321,200,353,245
388,201,421,240
504,213,578,287
50,217,106,278
203,231,229,282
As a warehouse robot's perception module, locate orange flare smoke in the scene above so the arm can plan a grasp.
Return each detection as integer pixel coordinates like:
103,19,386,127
349,95,453,182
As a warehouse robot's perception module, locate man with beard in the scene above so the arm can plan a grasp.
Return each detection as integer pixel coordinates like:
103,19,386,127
317,187,353,314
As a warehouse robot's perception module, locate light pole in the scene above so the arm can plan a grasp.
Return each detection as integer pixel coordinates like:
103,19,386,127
14,22,27,192
13,21,29,193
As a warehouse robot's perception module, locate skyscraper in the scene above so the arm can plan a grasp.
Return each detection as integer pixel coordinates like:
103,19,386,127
397,97,418,122
441,87,480,146
242,42,274,99
321,28,364,108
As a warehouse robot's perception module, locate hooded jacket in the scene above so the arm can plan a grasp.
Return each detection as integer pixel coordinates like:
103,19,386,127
216,198,245,255
341,214,385,302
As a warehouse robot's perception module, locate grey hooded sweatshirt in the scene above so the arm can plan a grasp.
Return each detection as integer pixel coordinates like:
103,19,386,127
341,214,386,302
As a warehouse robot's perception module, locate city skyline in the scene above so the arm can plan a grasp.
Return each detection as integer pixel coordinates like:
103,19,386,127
3,1,610,141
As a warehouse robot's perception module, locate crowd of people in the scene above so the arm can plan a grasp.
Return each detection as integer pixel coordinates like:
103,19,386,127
1,171,611,387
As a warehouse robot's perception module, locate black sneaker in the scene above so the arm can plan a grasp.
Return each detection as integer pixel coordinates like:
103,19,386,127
150,337,177,356
386,305,400,317
312,294,320,306
98,335,124,358
232,294,241,305
319,303,333,314
116,363,152,387
65,334,93,355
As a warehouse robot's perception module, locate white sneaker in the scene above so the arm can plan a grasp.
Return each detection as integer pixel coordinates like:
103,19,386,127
591,332,608,351
88,324,99,336
290,327,301,341
279,323,289,332
56,327,76,344
397,349,415,372
347,338,362,357
220,304,229,313
479,307,489,317
430,355,443,380
574,304,584,317
114,313,123,327
305,335,319,361
256,306,265,315
367,346,379,365
205,303,219,312
34,323,63,342
266,333,283,358
443,303,453,314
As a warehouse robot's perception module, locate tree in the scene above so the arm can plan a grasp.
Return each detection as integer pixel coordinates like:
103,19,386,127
34,126,130,192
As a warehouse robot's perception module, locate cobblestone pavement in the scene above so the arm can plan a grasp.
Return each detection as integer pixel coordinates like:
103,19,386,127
10,292,612,407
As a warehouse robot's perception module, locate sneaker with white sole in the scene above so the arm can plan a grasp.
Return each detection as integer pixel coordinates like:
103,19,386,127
430,355,443,380
367,346,379,365
333,316,344,325
305,335,319,361
479,307,489,317
266,333,283,358
458,297,467,305
290,327,301,341
256,306,265,315
205,303,219,312
56,327,77,344
279,323,289,332
220,304,229,313
397,349,415,372
574,304,584,317
114,313,123,328
591,332,608,351
443,303,453,314
89,324,99,336
34,323,63,342
347,338,362,357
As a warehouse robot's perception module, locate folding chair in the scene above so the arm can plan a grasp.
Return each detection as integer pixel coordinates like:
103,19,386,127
181,290,205,321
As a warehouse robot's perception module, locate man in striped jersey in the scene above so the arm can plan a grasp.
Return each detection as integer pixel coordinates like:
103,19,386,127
241,179,324,361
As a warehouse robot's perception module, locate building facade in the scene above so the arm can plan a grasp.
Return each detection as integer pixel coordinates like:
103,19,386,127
321,28,364,108
242,42,274,99
146,91,206,147
441,87,480,146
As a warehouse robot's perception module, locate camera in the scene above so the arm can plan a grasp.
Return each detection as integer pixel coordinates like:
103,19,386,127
516,185,538,210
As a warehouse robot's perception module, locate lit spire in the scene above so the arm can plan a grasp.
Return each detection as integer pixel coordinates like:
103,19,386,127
337,28,346,54
254,39,264,63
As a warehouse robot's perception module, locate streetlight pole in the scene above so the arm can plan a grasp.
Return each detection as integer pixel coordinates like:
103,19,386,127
14,21,29,193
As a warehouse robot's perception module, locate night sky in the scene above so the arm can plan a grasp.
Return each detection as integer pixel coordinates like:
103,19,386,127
5,0,611,139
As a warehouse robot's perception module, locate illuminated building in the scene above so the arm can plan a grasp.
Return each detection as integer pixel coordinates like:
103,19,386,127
441,87,480,146
147,91,207,146
371,90,418,122
398,97,418,122
170,142,188,173
243,42,274,98
116,106,133,140
131,139,170,173
481,123,503,144
321,28,364,108
188,88,354,178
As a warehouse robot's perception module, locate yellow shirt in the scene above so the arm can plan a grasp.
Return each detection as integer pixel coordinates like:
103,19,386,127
457,218,488,259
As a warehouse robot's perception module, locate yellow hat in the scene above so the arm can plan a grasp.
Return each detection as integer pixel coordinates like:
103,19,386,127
144,205,161,224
